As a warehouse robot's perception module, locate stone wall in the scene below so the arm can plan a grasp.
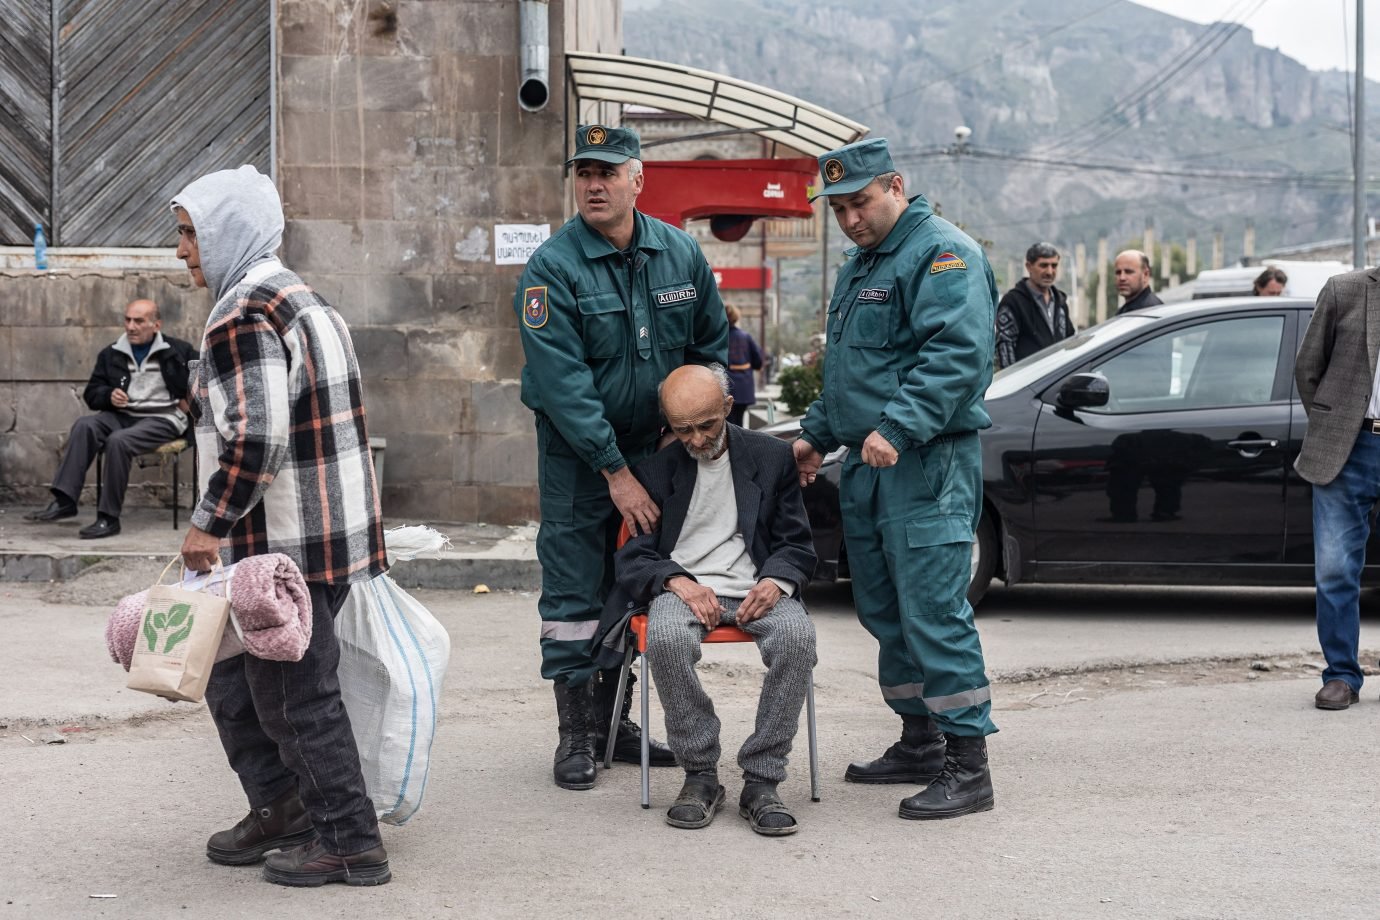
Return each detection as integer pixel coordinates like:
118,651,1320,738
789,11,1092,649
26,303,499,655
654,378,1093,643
0,0,623,523
0,269,203,507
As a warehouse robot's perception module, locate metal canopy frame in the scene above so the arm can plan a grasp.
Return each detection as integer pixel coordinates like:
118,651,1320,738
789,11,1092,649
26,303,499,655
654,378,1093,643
566,51,868,158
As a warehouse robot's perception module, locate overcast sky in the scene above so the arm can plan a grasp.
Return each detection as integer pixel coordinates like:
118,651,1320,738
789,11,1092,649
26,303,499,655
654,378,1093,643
1132,0,1377,73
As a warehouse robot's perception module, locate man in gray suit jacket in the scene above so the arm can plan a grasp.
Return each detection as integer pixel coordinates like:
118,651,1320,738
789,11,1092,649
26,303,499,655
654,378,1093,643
1295,268,1380,710
617,364,817,835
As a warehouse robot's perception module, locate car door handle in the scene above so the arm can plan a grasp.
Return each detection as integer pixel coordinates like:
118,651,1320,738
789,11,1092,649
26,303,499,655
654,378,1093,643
1228,438,1279,456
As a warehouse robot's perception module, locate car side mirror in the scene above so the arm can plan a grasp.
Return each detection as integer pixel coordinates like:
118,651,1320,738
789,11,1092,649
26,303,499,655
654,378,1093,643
1055,372,1109,409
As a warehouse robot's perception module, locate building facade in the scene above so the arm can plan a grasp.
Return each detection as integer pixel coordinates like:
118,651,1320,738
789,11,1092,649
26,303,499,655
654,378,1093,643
0,0,620,523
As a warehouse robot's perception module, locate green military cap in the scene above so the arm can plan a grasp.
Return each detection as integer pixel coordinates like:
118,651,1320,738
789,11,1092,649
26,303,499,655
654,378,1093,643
565,124,641,165
811,137,896,200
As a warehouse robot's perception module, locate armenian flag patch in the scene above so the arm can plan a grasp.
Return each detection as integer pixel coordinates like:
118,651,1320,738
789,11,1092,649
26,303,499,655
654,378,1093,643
523,286,549,329
930,252,967,274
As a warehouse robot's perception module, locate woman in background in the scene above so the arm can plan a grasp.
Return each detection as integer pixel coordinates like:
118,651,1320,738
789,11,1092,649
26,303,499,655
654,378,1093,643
725,303,764,427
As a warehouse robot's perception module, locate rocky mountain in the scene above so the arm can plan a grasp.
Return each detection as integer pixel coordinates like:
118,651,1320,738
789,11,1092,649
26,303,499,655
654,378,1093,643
626,0,1376,270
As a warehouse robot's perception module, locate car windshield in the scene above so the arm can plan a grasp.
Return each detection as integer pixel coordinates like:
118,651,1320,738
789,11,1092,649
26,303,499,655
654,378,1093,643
988,314,1156,399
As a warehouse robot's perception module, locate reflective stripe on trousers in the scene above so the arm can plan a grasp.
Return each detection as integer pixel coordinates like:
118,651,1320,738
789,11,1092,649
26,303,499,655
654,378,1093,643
539,620,600,642
882,682,992,713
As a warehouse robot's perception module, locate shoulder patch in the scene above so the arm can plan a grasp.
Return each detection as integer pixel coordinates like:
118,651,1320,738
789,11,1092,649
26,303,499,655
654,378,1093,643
522,286,549,329
857,287,891,303
930,252,967,274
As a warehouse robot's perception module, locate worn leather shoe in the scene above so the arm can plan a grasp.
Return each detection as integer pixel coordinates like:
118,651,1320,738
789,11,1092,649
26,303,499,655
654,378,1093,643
263,840,391,887
1315,679,1360,710
24,499,77,522
206,790,315,865
79,515,120,539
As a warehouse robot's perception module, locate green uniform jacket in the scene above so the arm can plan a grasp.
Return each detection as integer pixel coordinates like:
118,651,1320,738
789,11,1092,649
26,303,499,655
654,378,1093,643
800,195,996,454
516,211,729,472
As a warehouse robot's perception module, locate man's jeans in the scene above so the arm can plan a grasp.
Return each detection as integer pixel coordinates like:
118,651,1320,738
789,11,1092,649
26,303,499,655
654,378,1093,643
1312,430,1380,692
205,580,381,856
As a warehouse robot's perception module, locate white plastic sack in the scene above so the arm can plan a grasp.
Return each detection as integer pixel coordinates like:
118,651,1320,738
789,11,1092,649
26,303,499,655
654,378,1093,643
335,573,451,826
384,524,452,566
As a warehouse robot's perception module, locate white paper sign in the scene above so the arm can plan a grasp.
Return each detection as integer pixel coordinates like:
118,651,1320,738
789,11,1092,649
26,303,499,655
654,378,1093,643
494,223,550,265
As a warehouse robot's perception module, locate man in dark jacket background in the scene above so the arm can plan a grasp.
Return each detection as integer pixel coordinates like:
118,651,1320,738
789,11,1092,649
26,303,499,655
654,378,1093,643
995,242,1073,369
1114,249,1163,314
23,299,196,539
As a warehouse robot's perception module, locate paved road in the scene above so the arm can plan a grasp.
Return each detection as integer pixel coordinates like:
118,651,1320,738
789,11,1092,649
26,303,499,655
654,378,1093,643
2,577,1377,919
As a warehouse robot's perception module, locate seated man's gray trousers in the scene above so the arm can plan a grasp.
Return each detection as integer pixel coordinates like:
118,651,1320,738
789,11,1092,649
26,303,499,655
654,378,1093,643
645,592,816,784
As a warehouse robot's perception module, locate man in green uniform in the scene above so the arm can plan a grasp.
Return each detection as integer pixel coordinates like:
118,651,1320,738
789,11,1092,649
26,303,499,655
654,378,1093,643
793,138,998,820
515,125,729,790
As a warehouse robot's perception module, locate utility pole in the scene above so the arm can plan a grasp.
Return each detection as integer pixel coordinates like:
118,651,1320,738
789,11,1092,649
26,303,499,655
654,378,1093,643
954,125,971,226
1355,0,1367,269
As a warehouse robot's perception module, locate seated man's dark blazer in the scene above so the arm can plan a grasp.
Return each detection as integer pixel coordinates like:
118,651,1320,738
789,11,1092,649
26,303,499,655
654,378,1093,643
590,424,817,668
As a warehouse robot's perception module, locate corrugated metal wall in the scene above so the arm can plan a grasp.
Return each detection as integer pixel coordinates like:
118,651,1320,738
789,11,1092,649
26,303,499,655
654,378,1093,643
0,1,52,244
0,0,270,247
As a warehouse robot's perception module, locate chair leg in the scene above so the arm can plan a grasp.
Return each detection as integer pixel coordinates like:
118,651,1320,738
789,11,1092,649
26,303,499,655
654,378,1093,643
604,645,633,769
640,651,650,809
172,450,180,530
807,672,820,803
95,449,103,510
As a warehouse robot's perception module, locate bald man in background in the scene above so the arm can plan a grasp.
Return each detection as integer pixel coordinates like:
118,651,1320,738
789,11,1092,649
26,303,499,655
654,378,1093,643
1113,250,1163,314
24,299,196,539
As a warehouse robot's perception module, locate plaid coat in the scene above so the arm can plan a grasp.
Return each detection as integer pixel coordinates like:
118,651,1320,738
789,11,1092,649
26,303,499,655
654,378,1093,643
191,259,387,583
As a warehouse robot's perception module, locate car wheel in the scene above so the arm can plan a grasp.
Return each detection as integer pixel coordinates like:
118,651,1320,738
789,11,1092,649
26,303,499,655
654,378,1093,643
968,509,997,609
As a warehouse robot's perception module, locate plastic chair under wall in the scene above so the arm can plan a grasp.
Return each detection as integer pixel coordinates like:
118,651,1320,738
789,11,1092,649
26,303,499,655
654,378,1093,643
605,521,820,808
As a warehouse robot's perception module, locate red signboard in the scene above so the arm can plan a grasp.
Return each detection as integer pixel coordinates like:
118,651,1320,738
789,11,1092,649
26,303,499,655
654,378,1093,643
639,158,817,229
712,267,773,290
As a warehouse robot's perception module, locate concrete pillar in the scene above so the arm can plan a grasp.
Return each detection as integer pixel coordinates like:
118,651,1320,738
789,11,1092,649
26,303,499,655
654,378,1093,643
1095,236,1109,323
1160,241,1172,282
1073,241,1088,327
1144,226,1155,268
1187,236,1197,276
1007,259,1019,291
1244,223,1256,261
1212,231,1224,270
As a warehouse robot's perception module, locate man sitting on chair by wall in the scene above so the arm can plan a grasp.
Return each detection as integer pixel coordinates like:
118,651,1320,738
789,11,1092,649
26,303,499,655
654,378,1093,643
615,364,817,835
24,299,196,539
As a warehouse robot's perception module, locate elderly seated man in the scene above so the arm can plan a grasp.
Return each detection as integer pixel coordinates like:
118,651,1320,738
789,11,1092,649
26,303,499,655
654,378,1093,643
24,299,196,539
616,364,817,835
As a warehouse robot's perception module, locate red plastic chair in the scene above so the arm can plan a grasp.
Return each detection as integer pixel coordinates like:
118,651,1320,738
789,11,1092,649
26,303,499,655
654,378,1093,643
605,522,820,808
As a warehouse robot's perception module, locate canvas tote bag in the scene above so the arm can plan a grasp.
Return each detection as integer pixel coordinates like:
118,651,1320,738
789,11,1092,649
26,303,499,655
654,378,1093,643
126,558,232,702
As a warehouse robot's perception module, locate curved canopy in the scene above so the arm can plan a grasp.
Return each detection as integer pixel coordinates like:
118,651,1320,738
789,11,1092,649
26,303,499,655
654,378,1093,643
565,52,868,158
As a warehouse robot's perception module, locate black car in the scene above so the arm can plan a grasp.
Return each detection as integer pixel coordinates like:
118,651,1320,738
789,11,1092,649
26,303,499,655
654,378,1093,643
772,296,1379,606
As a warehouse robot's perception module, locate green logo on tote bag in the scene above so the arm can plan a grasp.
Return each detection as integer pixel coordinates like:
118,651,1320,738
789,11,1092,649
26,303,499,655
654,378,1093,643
142,603,195,654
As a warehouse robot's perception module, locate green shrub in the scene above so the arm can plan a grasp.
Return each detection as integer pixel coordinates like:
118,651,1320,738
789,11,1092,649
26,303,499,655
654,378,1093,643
778,362,823,417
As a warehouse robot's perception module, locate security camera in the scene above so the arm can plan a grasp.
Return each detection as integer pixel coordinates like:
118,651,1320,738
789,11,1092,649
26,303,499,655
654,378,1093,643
954,125,972,142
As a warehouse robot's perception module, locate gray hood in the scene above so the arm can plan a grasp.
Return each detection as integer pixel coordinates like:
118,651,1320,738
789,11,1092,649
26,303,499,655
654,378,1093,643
170,165,283,302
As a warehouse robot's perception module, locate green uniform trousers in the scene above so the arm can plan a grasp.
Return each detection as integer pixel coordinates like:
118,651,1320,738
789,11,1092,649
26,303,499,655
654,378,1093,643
839,431,997,737
534,415,654,686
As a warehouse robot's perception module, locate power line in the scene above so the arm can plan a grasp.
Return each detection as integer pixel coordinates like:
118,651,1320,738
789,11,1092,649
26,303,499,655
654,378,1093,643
1050,0,1267,158
891,144,1370,188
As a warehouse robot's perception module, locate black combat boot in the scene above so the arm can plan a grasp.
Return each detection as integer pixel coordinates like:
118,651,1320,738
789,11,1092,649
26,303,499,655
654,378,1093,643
206,787,315,865
592,669,677,767
898,733,994,820
844,713,946,784
552,680,597,790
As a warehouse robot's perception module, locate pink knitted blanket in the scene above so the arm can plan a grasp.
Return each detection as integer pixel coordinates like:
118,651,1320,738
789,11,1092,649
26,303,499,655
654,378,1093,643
106,555,313,669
